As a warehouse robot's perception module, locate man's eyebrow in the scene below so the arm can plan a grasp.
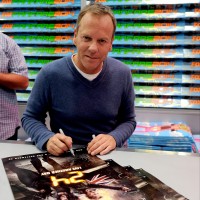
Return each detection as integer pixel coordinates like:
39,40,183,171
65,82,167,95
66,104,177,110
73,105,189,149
98,37,110,41
81,34,90,37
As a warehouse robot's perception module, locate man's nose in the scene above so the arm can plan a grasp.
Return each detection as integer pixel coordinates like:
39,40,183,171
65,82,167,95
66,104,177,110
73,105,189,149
88,41,98,52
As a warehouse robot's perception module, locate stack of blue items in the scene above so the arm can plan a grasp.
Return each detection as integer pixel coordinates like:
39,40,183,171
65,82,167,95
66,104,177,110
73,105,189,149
127,122,198,153
193,135,200,153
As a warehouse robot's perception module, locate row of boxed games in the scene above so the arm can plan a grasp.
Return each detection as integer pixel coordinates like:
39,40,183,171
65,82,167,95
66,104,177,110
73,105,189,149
1,21,200,32
10,46,200,58
111,8,200,19
0,10,80,20
3,34,200,45
25,57,200,71
24,80,200,96
109,47,200,58
132,73,200,84
26,67,200,83
0,5,199,20
16,93,200,108
0,0,81,8
95,0,200,6
135,97,200,109
134,85,200,96
0,0,199,7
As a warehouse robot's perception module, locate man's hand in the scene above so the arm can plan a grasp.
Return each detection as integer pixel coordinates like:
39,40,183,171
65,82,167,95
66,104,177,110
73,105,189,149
46,133,72,156
87,134,116,156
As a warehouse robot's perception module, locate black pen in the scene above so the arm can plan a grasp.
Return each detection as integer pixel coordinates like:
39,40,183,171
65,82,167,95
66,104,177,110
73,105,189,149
59,128,75,157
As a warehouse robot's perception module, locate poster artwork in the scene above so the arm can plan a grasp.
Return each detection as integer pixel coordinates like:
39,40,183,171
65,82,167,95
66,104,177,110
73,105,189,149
2,147,188,200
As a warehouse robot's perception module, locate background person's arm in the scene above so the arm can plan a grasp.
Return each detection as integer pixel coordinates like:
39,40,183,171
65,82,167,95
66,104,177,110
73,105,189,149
0,33,29,90
0,73,28,90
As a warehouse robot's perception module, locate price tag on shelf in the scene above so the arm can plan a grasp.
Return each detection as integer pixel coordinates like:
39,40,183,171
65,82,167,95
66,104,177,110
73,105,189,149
1,12,12,17
2,0,12,4
54,23,75,28
54,0,74,3
54,11,74,16
2,24,13,29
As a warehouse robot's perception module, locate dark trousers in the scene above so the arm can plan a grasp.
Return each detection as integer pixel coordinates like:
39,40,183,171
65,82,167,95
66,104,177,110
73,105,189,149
7,126,19,140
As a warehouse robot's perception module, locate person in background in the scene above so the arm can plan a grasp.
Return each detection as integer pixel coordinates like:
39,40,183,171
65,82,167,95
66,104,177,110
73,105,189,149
22,3,136,156
0,32,29,140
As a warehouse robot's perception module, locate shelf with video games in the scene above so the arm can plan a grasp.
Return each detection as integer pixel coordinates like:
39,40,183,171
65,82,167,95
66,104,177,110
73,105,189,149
0,9,79,21
6,34,74,45
0,22,76,33
113,33,200,46
0,0,81,102
95,0,200,109
121,58,200,71
134,85,200,97
94,0,200,6
0,0,81,8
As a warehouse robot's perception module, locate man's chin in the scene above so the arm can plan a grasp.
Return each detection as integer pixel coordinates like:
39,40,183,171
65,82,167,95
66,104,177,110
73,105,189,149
84,61,99,68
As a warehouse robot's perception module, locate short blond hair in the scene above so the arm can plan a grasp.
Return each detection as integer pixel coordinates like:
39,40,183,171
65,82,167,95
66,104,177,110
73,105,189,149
76,3,116,38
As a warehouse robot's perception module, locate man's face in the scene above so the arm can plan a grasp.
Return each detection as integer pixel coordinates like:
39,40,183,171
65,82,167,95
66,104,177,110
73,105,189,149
59,194,68,200
85,189,101,199
73,12,114,74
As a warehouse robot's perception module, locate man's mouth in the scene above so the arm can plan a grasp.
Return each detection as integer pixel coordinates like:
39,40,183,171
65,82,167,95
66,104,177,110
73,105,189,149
86,55,98,60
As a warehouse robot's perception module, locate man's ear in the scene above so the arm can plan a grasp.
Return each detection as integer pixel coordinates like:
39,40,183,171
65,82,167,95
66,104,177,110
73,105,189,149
109,38,114,51
109,44,113,52
73,29,77,46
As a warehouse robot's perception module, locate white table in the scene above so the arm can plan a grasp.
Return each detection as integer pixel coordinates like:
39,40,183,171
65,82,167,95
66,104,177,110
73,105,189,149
0,140,199,200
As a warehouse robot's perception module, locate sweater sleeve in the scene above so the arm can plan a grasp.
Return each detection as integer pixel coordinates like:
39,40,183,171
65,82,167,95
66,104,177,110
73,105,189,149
109,69,136,147
21,67,54,150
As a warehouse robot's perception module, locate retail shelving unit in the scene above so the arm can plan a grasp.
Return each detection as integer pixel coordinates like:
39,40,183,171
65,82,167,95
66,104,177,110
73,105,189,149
0,0,199,135
0,0,81,101
94,0,200,134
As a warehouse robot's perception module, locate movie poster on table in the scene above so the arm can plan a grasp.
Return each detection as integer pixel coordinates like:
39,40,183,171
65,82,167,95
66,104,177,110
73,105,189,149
2,147,140,200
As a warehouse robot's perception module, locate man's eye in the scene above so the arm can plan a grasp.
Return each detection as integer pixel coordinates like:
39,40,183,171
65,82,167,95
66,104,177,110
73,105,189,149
99,40,106,44
83,36,90,41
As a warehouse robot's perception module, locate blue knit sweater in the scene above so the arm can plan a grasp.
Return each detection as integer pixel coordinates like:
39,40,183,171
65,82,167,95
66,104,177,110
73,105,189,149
22,56,136,150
